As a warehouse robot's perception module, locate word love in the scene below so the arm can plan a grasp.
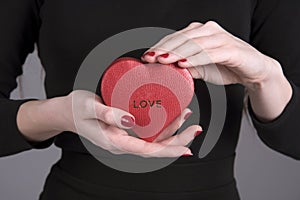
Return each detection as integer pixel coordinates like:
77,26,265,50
133,100,162,108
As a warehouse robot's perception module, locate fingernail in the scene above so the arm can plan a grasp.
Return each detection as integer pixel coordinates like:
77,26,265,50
144,51,155,57
121,115,135,128
179,58,187,62
160,53,169,58
194,130,203,137
182,153,193,157
184,111,193,120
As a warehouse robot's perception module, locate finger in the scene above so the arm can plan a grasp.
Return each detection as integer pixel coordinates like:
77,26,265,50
177,51,212,68
76,118,129,150
177,46,231,68
142,22,203,63
190,63,241,85
186,67,205,79
160,125,202,146
146,21,223,63
143,145,193,158
86,120,193,158
94,102,136,129
153,108,192,142
109,134,192,157
158,33,229,64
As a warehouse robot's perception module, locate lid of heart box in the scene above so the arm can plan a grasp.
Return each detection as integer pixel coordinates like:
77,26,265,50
100,57,194,142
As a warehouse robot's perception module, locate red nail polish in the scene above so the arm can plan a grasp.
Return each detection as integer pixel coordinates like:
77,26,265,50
160,53,169,58
179,58,187,62
121,115,135,128
194,130,202,137
144,52,155,57
182,153,193,157
184,111,193,120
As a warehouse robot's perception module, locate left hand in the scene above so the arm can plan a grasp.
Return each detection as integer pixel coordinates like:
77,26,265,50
142,21,282,88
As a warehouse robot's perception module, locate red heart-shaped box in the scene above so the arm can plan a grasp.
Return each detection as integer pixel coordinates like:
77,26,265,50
100,57,194,142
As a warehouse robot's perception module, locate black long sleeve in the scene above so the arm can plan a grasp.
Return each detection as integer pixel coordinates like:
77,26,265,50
0,0,53,157
249,0,300,160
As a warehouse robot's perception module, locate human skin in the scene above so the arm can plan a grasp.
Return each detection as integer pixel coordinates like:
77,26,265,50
17,90,201,157
17,21,292,157
142,21,292,123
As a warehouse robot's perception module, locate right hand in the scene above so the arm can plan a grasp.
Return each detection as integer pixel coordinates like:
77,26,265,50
67,90,202,158
18,90,202,158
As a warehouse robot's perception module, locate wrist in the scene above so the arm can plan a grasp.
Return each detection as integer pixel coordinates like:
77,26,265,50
41,96,73,132
55,94,76,133
246,56,293,122
246,56,283,92
17,96,70,142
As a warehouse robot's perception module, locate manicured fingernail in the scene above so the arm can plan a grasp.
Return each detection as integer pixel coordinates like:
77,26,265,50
144,51,155,57
179,58,187,62
160,53,169,58
194,130,203,137
182,153,193,157
121,115,135,128
184,111,193,120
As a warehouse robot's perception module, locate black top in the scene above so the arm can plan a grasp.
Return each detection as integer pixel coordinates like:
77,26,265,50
1,0,300,199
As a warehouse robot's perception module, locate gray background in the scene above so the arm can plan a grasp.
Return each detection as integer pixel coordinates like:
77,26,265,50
0,51,299,200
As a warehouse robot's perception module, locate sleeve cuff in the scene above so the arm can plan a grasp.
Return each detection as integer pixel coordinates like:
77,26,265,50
247,81,298,130
0,99,54,157
245,81,300,160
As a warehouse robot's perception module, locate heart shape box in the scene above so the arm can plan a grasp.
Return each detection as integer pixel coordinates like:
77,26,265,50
100,57,194,142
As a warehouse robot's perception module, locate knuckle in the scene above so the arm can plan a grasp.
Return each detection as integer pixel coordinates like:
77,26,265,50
101,107,113,122
205,21,220,29
206,20,218,26
68,90,76,98
188,22,202,28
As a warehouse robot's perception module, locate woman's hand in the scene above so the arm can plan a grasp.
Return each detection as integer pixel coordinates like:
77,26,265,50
142,21,281,88
17,90,202,158
142,21,293,122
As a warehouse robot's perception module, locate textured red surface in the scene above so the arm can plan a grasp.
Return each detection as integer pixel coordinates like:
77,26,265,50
101,57,194,142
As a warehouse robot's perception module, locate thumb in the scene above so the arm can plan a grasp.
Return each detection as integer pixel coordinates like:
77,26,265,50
95,102,135,129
